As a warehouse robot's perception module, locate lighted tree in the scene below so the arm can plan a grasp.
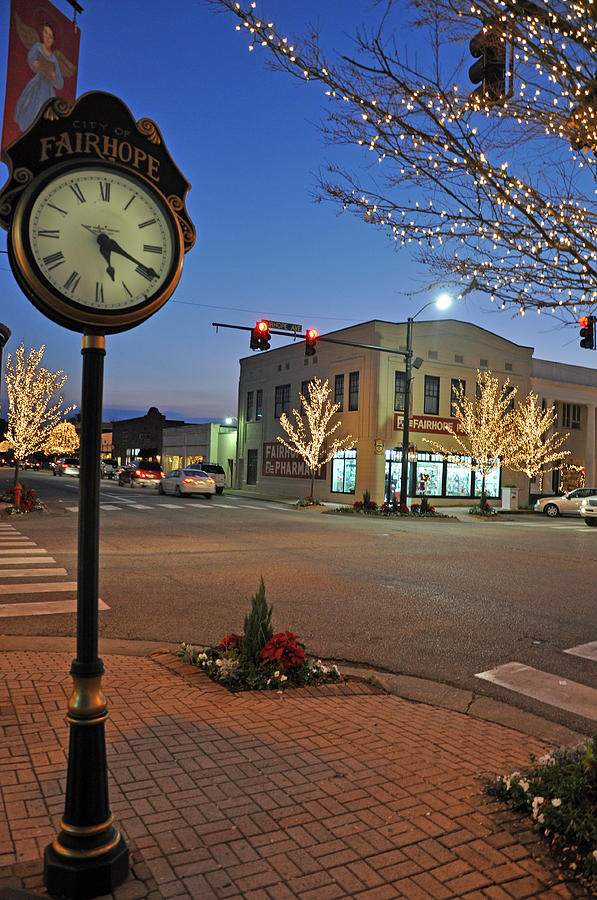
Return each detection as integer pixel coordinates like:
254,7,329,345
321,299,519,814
506,391,570,493
277,376,356,499
5,343,76,486
423,370,518,507
206,0,597,322
44,421,80,456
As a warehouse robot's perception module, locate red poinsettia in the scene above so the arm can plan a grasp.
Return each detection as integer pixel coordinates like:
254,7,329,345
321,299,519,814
259,631,306,672
218,633,243,651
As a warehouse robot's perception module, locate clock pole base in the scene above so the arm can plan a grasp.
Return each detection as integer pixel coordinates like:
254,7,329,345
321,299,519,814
44,834,129,899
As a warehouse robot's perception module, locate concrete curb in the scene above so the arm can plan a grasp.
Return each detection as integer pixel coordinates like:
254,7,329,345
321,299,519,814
0,635,588,749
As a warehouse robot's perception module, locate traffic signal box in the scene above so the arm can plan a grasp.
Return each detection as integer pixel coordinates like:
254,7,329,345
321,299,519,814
250,320,271,351
579,315,596,350
469,21,506,104
305,328,318,356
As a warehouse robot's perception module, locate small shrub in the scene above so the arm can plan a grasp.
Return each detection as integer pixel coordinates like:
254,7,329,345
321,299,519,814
1,485,43,514
469,501,497,516
487,737,597,890
239,577,273,675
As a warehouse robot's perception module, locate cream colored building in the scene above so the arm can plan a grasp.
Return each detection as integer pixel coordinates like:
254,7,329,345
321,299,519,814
162,422,237,484
236,319,597,506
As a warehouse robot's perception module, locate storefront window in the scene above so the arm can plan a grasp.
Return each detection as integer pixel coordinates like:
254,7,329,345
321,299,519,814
445,458,472,497
474,463,501,498
414,454,443,495
384,449,402,500
331,449,357,493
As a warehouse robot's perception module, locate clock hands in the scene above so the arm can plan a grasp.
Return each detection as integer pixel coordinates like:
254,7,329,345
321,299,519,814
95,232,158,282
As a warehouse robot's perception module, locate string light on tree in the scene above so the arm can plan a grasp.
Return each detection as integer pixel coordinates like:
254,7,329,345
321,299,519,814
44,421,80,456
277,376,356,501
206,0,597,323
506,390,570,490
4,343,76,488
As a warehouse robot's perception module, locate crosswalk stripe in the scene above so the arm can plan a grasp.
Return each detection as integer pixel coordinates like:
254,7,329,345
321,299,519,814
0,581,77,595
0,598,110,618
157,503,183,509
475,661,597,721
0,557,56,564
564,641,597,661
100,504,121,510
0,568,67,577
0,548,48,555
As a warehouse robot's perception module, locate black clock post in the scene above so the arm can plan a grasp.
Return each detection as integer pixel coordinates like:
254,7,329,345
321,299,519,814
0,92,195,899
44,333,129,897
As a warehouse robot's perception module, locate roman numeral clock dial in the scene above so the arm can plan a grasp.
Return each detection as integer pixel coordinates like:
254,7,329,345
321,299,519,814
8,163,184,333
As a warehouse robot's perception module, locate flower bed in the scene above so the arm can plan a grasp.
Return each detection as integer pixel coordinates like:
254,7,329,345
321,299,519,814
0,485,45,515
178,579,341,692
487,737,597,891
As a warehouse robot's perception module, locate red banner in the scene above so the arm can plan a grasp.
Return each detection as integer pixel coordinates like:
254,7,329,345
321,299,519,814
262,442,327,479
2,0,80,155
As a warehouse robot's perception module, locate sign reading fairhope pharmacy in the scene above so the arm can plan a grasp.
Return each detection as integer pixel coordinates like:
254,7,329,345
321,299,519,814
393,414,466,435
262,443,326,479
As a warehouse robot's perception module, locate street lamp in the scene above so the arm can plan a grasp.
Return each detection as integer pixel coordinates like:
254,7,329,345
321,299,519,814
399,295,452,506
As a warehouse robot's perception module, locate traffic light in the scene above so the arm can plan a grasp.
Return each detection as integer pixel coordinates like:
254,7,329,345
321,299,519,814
250,320,270,351
579,315,596,350
469,21,506,104
305,328,318,356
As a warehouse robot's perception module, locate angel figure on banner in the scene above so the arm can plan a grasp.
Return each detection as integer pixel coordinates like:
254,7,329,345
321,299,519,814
12,13,76,134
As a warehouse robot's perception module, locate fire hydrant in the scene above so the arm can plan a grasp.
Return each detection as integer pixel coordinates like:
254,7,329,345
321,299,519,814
13,482,21,508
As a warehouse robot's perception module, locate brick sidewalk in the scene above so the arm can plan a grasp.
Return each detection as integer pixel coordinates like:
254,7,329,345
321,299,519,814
0,650,592,899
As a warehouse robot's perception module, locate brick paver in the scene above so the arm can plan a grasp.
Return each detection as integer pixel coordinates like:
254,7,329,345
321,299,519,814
0,650,593,899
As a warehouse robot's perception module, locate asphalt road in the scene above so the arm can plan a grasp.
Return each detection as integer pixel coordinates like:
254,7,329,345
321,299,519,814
2,468,596,734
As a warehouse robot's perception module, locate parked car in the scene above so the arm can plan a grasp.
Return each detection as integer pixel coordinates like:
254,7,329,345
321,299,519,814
159,468,216,498
56,457,81,477
22,458,41,470
118,460,163,488
100,458,119,479
186,462,226,494
534,487,597,517
580,495,597,526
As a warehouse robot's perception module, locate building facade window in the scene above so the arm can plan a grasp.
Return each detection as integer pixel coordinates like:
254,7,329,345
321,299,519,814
331,449,357,493
334,374,344,411
394,371,406,412
246,449,258,485
255,389,263,420
562,403,581,429
504,385,516,414
301,380,313,401
450,378,465,417
246,391,254,421
274,384,291,418
348,371,359,411
424,375,440,415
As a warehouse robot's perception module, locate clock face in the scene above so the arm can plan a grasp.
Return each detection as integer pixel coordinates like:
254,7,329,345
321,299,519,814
10,163,183,332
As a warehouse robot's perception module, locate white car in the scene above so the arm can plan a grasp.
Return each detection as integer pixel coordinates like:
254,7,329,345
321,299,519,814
159,468,216,498
580,496,597,526
534,487,597,517
186,462,226,494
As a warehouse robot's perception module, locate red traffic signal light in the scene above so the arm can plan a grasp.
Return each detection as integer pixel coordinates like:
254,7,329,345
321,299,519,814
250,320,271,351
579,315,596,350
305,328,318,356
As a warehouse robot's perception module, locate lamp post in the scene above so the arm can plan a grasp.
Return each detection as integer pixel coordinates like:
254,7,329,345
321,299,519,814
399,295,452,506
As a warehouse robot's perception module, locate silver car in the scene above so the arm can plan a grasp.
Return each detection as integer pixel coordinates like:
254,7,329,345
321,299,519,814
534,487,597,517
159,468,216,498
580,495,597,526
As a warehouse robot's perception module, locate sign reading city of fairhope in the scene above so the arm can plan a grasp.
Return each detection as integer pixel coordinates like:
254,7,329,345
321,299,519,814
393,414,466,435
262,443,326,479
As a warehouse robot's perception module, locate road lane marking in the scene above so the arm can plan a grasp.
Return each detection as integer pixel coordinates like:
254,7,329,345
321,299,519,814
0,548,49,555
128,504,153,509
0,557,56,564
0,568,67,577
564,641,597,662
0,598,110,617
0,581,78,595
157,503,184,509
100,504,121,510
475,662,597,721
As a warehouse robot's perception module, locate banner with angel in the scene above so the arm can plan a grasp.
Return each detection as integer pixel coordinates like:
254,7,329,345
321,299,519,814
1,0,80,156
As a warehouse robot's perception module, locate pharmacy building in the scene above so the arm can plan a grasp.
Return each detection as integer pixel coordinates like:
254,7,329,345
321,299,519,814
235,319,597,507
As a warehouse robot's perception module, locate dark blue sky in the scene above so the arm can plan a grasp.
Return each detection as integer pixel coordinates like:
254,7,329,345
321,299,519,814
0,0,591,423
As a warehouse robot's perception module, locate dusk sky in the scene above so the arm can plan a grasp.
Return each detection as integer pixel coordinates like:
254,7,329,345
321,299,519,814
0,0,594,424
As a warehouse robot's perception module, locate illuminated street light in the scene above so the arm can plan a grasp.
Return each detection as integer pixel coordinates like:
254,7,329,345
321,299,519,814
400,295,453,505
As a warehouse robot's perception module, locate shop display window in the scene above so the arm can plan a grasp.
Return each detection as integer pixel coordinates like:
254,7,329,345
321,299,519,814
445,459,472,496
474,464,500,497
331,449,357,493
414,454,443,495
